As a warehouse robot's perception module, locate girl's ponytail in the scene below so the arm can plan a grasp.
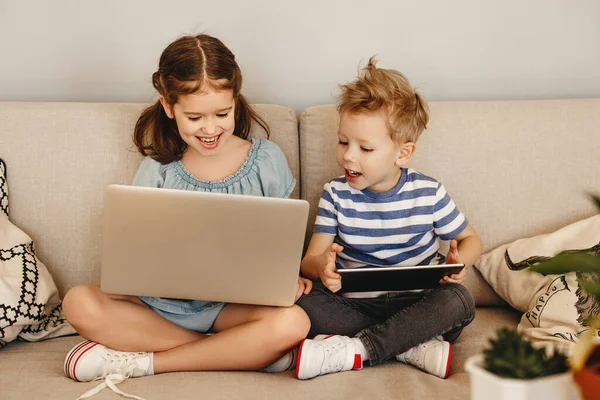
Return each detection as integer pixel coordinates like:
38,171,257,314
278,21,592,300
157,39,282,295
133,100,184,164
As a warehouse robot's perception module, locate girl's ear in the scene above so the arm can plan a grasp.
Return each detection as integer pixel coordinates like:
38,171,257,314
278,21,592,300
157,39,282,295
159,96,174,119
395,142,417,167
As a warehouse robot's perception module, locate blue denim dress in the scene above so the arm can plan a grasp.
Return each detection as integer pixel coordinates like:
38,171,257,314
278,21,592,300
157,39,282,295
132,138,296,332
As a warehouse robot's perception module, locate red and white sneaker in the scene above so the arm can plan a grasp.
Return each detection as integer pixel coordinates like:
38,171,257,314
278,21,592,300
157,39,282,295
395,337,452,379
296,335,362,380
64,340,151,399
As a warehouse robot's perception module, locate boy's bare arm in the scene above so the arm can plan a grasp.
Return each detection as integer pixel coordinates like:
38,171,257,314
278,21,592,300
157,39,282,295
301,233,344,292
453,224,483,268
301,233,337,279
442,224,483,284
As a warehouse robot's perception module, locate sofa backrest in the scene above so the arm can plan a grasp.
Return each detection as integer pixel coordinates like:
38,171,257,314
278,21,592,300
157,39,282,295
2,99,598,305
0,102,299,296
300,99,600,305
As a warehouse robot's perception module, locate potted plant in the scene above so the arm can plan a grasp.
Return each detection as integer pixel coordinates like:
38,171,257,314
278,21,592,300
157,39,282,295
527,194,600,400
465,328,577,400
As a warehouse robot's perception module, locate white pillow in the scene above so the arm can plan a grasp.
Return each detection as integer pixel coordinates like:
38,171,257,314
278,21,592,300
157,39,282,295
475,215,600,353
0,159,75,347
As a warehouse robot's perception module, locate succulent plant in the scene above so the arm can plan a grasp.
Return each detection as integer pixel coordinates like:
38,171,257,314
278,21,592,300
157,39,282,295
483,328,569,379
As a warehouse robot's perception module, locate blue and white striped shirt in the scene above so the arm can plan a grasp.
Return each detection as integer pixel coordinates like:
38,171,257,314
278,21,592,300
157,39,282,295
314,168,468,269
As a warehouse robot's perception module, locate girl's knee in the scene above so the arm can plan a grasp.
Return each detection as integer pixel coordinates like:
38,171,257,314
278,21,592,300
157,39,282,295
270,306,310,347
62,284,105,329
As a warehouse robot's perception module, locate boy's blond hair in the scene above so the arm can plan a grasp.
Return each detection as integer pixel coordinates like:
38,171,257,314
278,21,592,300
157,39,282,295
338,57,429,143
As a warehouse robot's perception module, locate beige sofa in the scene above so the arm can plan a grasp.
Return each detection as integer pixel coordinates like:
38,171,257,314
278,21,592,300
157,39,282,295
0,99,598,399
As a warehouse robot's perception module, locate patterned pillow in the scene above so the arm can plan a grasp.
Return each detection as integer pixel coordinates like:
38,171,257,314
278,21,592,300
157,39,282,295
475,215,600,354
0,158,75,348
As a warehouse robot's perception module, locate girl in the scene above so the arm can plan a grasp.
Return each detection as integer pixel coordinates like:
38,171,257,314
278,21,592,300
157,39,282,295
62,34,312,398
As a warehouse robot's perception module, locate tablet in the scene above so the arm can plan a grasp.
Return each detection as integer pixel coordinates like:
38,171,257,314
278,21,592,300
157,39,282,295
337,264,465,292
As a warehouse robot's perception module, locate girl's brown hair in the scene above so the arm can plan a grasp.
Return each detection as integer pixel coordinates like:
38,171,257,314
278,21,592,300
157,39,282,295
338,57,429,144
133,34,269,163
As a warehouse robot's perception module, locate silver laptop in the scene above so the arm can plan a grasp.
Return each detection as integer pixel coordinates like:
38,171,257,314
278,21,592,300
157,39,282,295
100,184,309,307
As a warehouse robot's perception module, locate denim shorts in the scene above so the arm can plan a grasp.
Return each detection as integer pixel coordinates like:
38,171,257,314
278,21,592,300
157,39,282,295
138,296,226,333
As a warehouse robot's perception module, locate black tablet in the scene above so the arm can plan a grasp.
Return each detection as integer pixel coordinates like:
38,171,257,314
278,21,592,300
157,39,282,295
337,264,465,292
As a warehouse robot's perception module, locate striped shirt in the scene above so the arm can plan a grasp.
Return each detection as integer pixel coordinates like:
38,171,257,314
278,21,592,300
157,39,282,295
314,168,468,269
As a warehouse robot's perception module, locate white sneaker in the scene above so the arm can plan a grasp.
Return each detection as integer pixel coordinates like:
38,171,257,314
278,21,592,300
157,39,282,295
64,340,151,399
312,334,332,340
395,337,452,379
296,335,362,380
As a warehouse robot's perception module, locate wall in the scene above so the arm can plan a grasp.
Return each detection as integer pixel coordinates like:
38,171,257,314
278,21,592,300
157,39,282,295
1,0,599,112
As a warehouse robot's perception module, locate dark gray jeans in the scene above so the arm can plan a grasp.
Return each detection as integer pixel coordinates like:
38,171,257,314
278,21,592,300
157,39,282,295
296,283,475,366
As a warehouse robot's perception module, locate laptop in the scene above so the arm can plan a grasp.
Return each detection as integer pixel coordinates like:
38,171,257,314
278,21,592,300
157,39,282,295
337,264,465,293
100,184,310,307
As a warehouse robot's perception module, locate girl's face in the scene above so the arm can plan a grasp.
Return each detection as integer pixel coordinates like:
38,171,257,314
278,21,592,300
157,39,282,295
161,88,236,158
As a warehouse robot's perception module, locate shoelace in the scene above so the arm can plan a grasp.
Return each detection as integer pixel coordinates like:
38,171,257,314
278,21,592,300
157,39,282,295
76,351,147,400
76,373,146,400
320,341,347,374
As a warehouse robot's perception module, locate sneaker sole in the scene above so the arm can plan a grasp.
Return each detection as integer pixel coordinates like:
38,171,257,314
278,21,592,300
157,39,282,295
64,340,97,382
295,339,307,379
443,342,452,379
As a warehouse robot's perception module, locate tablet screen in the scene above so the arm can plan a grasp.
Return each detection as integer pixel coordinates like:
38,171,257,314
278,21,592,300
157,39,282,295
337,264,465,292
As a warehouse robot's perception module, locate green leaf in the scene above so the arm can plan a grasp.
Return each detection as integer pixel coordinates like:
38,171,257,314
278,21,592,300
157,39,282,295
580,280,600,300
530,253,600,275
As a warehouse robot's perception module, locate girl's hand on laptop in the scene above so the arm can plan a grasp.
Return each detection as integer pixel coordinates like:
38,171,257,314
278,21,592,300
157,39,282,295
318,244,343,293
296,277,313,301
440,239,467,284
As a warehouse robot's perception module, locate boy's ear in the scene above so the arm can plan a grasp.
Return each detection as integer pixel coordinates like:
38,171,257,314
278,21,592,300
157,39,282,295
395,142,416,167
159,96,174,119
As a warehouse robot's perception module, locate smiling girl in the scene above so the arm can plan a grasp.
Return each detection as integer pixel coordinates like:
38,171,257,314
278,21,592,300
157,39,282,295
61,34,311,399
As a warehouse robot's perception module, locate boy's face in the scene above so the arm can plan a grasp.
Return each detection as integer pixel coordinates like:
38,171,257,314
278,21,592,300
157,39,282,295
336,111,413,193
161,88,236,158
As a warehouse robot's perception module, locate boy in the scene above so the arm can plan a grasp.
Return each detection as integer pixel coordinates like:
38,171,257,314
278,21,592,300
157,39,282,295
296,58,482,380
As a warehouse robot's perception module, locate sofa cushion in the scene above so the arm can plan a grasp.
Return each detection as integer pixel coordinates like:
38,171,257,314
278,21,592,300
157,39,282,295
0,307,520,400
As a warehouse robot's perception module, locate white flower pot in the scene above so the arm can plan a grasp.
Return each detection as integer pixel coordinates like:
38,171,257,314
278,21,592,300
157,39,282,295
465,355,581,400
